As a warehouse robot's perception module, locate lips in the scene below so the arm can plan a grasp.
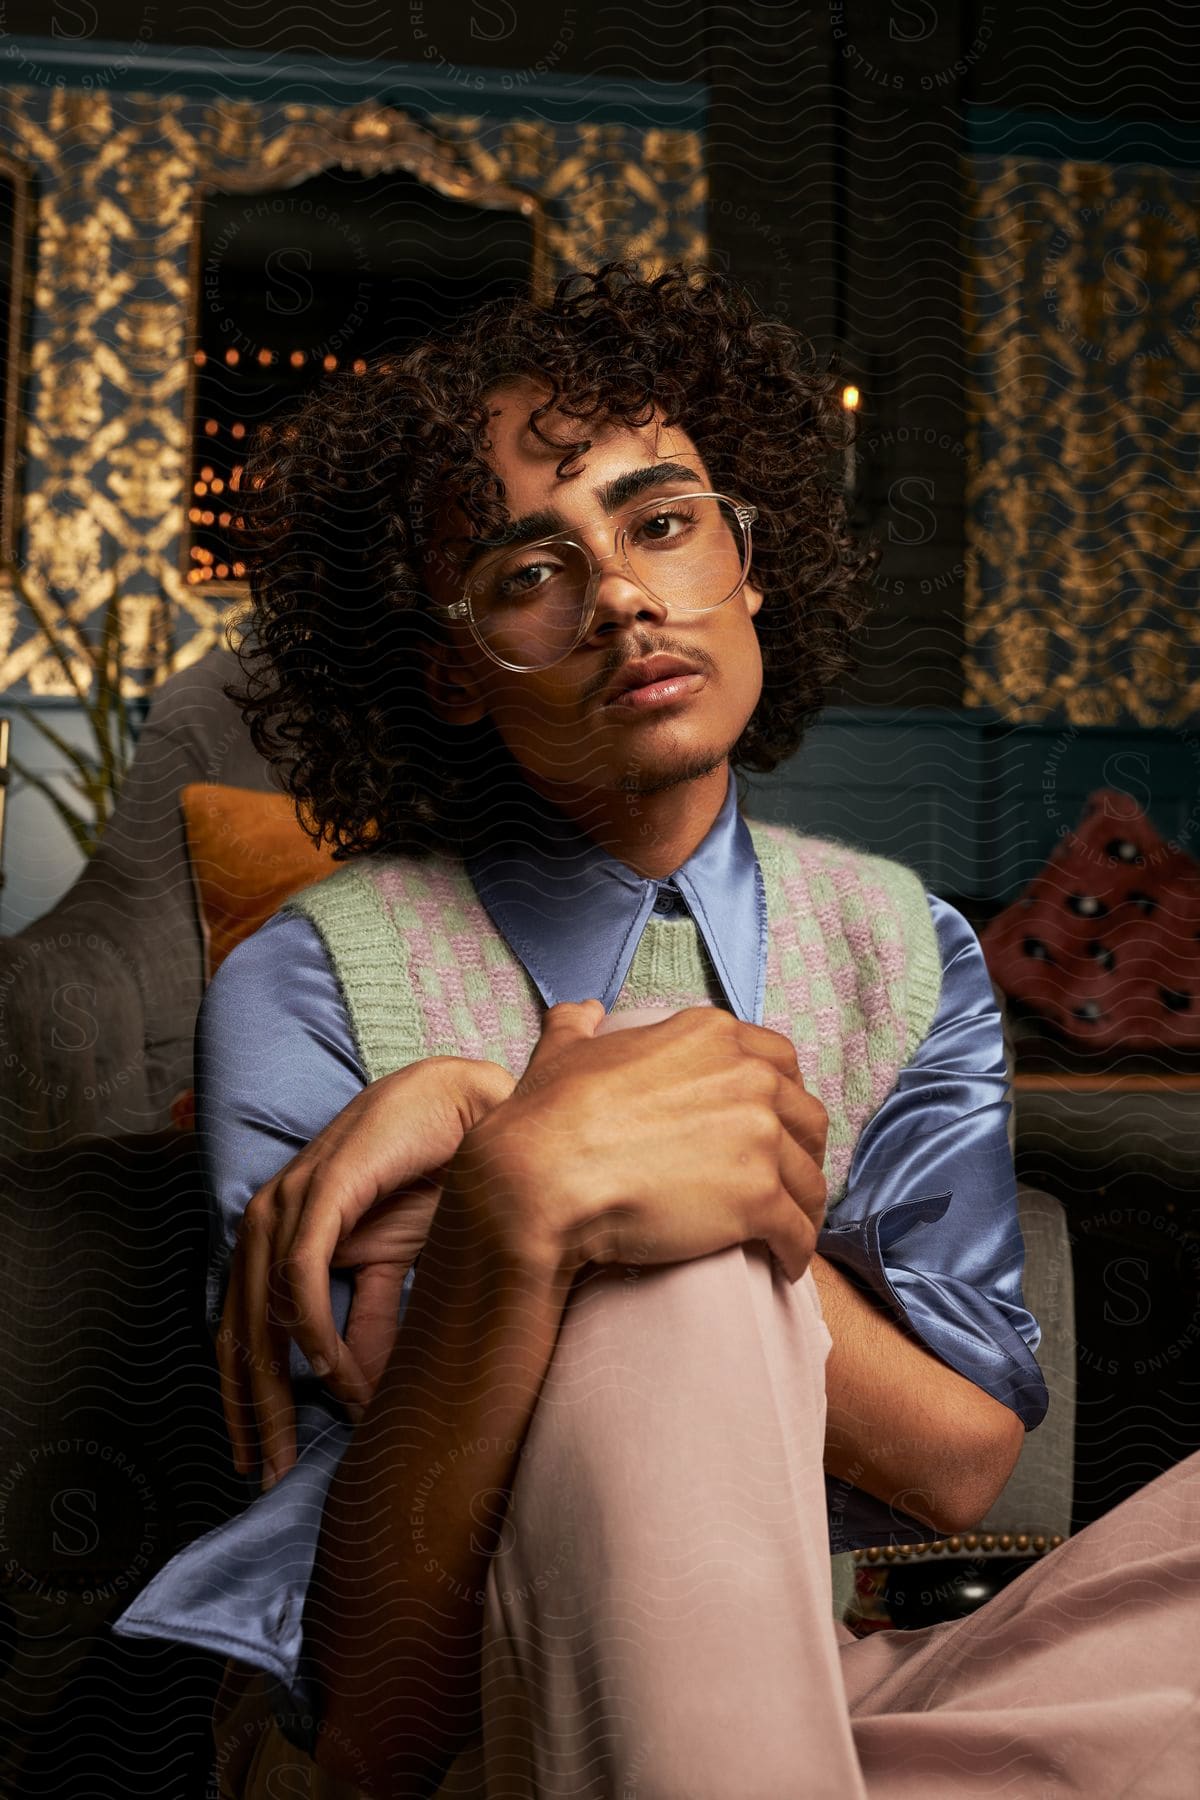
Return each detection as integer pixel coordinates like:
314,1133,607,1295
602,655,704,705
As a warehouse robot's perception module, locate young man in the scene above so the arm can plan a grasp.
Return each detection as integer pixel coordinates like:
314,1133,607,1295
116,263,1198,1798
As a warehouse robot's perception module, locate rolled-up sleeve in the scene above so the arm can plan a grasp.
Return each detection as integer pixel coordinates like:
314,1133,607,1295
112,909,390,1716
817,894,1049,1550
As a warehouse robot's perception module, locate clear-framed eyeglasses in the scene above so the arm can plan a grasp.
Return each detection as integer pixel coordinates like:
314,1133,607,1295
434,490,759,673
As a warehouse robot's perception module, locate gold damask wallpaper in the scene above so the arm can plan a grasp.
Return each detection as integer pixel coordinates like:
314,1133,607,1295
963,153,1200,725
0,84,706,698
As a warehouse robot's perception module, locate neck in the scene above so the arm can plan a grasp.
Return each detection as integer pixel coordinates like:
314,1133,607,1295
519,759,732,879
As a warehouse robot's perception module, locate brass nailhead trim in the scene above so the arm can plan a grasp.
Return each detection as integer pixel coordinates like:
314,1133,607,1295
852,1533,1065,1564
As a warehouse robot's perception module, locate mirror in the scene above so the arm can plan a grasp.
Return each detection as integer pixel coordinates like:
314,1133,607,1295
186,157,539,593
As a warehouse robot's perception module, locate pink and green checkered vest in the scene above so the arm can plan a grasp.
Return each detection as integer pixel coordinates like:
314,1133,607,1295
282,821,942,1207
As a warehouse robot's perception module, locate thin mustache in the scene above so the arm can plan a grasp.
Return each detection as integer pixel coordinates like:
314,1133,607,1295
586,640,713,703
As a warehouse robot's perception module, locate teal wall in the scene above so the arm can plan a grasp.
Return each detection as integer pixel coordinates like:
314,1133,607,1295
7,696,1198,935
745,706,1200,906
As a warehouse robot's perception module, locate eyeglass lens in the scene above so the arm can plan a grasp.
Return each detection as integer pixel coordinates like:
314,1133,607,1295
465,495,749,671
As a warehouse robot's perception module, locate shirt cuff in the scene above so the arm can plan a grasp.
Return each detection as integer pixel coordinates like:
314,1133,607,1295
110,1399,353,1713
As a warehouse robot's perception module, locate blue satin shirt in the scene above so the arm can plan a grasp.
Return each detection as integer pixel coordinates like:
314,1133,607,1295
114,768,1048,1711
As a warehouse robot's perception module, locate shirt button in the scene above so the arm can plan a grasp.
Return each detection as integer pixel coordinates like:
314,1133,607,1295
653,885,680,915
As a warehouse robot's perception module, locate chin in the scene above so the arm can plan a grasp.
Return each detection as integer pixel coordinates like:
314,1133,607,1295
611,742,729,797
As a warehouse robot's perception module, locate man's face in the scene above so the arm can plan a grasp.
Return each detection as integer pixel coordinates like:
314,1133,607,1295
423,376,765,802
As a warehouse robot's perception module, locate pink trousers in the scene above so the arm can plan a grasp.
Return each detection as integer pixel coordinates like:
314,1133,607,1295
453,1242,1199,1800
214,1235,1200,1799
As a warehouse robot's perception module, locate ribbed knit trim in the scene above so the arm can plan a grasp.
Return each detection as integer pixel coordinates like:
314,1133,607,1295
861,851,943,1064
613,916,728,1013
281,857,431,1083
747,822,941,1206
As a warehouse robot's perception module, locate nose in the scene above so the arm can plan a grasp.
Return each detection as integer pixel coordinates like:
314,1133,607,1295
581,557,670,641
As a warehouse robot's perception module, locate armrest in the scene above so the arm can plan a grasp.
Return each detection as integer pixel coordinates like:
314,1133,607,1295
2,646,281,1147
977,1179,1076,1541
0,907,153,1150
831,1178,1077,1626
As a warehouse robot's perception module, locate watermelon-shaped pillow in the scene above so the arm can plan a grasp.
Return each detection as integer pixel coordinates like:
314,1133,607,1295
979,789,1200,1050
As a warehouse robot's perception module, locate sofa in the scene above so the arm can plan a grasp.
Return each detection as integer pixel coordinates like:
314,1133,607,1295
0,646,1076,1794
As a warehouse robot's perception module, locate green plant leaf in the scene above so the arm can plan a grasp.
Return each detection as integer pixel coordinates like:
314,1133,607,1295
13,702,101,790
7,568,93,708
5,556,139,847
8,755,98,857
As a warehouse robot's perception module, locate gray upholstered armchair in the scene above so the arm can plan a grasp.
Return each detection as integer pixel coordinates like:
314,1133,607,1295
0,646,1077,1645
0,647,283,1158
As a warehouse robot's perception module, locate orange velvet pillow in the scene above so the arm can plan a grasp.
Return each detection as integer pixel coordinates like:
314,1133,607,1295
180,783,339,981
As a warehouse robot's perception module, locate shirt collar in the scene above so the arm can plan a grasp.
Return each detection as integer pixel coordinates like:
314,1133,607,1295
465,764,767,1023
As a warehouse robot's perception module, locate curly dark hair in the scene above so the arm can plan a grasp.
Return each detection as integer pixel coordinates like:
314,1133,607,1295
226,258,878,860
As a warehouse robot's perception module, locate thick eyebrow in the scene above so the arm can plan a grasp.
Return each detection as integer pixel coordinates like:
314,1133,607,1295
455,461,704,572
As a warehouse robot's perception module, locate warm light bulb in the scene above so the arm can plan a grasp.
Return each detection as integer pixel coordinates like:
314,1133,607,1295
290,350,305,368
842,385,861,412
225,349,240,367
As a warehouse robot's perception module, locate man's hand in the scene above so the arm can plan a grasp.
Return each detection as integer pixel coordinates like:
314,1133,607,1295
217,1055,515,1489
444,1000,829,1286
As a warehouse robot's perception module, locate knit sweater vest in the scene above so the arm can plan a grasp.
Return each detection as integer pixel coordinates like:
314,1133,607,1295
281,822,942,1208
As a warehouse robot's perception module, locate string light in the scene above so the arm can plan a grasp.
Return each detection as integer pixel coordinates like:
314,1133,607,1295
194,335,329,578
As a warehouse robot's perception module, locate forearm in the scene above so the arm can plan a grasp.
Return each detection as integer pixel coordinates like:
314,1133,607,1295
305,1187,573,1796
810,1251,1024,1536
